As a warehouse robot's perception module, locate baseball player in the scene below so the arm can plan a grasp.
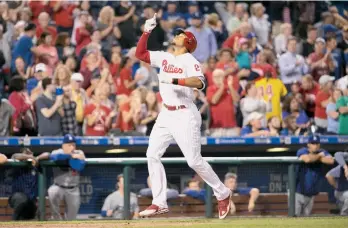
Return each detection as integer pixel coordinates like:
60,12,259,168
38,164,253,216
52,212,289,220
326,151,348,215
101,174,139,219
295,135,334,216
47,134,86,220
135,14,232,219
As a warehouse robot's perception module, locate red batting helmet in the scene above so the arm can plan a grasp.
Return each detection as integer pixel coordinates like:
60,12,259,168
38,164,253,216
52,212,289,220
174,29,197,53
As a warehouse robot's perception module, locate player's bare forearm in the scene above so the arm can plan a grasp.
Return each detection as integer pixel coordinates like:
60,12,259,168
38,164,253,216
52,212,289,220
320,156,334,165
300,154,321,163
249,188,259,203
11,153,34,161
37,152,50,161
326,174,338,189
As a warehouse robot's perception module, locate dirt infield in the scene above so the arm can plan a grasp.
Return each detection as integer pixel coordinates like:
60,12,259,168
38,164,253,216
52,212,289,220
0,217,347,228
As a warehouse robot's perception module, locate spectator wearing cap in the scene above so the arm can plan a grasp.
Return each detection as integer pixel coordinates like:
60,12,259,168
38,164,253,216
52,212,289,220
11,23,37,72
138,4,166,51
302,26,318,58
161,1,183,30
8,76,37,136
224,173,259,214
235,37,251,69
184,1,201,26
36,32,59,76
326,151,348,216
186,13,218,63
27,63,48,101
49,1,76,33
70,73,88,135
223,22,251,50
36,12,58,45
274,23,292,55
300,75,320,118
248,3,270,46
240,82,271,127
325,36,342,79
35,78,63,136
278,37,309,90
240,112,271,137
326,88,342,135
307,38,335,82
205,13,228,48
75,11,92,56
248,32,263,64
226,3,247,34
101,174,139,219
314,75,335,133
337,84,348,135
295,135,334,216
207,69,240,137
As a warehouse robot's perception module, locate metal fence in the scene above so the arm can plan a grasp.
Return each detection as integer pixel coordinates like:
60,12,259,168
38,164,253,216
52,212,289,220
0,157,304,220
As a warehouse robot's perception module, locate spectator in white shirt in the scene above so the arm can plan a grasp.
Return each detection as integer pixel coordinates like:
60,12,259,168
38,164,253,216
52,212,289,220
278,37,309,89
249,3,270,46
274,23,292,55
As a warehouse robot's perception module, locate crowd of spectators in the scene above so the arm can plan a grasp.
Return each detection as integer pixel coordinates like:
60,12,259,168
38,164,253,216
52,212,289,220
0,1,347,137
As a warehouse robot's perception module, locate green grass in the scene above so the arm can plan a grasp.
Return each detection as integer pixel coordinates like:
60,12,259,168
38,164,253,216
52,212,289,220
0,217,348,228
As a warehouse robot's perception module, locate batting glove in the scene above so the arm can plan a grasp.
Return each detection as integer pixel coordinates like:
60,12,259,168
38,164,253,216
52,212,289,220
144,13,157,33
160,77,172,84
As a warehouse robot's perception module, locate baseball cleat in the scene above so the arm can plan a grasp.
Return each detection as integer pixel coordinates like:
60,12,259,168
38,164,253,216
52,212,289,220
139,204,169,217
218,191,233,219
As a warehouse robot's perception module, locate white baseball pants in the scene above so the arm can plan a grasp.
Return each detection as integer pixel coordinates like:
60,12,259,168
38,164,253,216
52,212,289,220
146,105,231,208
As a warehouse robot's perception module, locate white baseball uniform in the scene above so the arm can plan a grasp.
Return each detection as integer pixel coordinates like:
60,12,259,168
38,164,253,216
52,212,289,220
146,51,231,208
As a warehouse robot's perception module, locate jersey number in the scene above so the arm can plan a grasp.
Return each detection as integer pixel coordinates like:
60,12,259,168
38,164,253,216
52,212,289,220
194,64,200,72
259,85,273,97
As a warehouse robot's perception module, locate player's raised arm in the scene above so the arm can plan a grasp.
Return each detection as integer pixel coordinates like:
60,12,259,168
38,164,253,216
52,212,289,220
135,14,157,64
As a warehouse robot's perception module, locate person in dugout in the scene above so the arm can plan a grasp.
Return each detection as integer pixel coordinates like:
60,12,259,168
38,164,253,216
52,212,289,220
326,151,348,216
9,148,50,220
295,135,334,216
47,134,86,220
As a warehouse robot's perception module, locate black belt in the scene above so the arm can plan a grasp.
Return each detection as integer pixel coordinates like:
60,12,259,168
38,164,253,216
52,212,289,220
55,184,77,189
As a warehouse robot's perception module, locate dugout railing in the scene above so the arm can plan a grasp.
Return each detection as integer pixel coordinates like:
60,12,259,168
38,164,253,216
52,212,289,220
2,157,304,220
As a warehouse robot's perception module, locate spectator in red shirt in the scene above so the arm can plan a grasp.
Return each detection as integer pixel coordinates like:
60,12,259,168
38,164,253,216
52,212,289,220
301,74,320,118
84,87,116,136
207,69,240,137
36,12,57,45
314,75,334,133
36,32,59,76
215,48,239,90
109,52,121,77
113,94,136,133
8,76,37,136
114,57,138,96
75,11,92,56
29,0,52,24
49,1,76,33
307,38,335,82
222,22,251,50
251,50,277,79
